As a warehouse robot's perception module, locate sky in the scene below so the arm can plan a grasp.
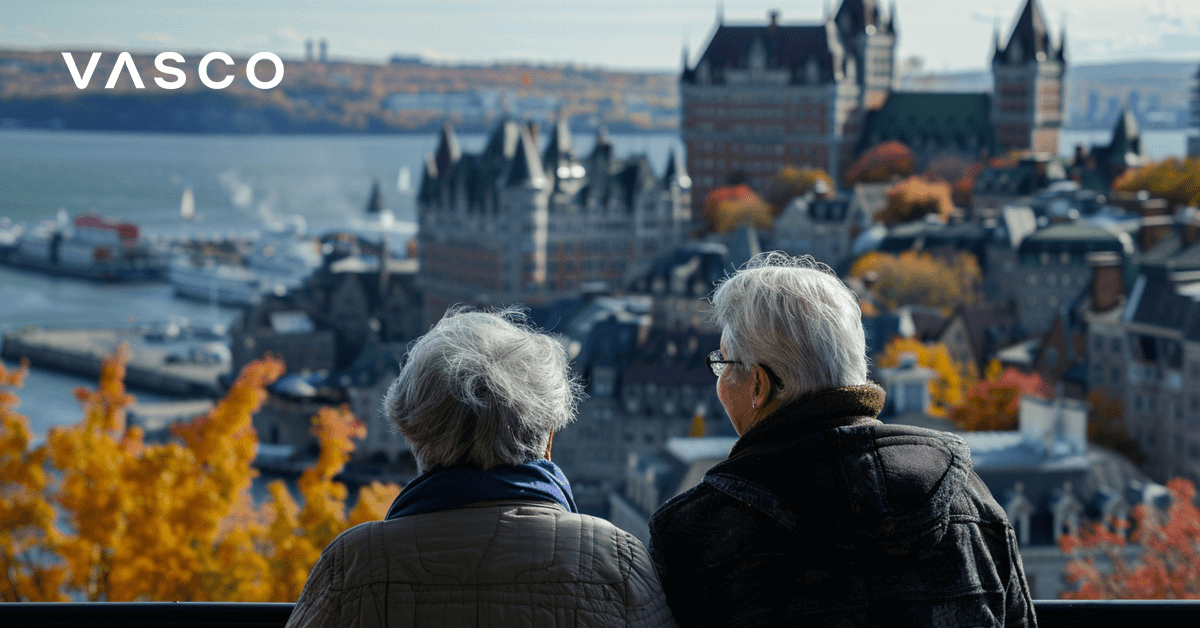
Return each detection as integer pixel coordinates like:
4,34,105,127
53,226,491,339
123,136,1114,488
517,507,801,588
3,0,1200,73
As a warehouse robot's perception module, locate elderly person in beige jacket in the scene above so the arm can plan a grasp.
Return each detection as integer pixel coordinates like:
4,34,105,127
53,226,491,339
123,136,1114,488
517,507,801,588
288,308,675,628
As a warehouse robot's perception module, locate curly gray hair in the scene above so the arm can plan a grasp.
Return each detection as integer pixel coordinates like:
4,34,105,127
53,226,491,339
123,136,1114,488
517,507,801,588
383,307,583,473
710,251,868,401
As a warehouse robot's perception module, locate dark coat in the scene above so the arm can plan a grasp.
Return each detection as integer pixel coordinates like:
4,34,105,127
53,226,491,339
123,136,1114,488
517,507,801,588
648,384,1036,628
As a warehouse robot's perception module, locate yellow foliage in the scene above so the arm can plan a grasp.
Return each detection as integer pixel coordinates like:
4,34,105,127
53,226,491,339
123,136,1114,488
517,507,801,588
878,176,954,226
876,338,977,417
1113,157,1200,207
765,166,835,213
0,347,400,602
849,250,981,313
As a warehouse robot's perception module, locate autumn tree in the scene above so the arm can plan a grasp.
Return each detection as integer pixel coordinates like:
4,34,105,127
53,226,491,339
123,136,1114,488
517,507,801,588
764,166,835,213
1061,478,1200,599
924,154,985,209
949,367,1055,432
875,337,976,417
702,184,774,234
0,347,399,602
844,141,915,186
877,176,955,226
1113,157,1200,207
848,249,982,313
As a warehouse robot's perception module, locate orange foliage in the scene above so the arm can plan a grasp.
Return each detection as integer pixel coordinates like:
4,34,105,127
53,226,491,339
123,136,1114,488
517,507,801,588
949,367,1054,432
1112,157,1200,207
844,141,915,185
849,249,981,313
702,184,773,234
1061,478,1200,599
876,337,977,417
878,176,954,226
0,347,399,601
924,154,985,208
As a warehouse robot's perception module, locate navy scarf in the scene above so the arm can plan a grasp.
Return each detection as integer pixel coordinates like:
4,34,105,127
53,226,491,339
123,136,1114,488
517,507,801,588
385,459,578,520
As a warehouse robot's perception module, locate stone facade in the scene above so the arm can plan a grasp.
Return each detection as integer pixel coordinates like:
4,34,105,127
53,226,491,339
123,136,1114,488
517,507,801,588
417,118,690,324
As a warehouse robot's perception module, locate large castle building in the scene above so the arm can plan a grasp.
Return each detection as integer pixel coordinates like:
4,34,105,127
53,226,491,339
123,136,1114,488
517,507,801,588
416,117,691,324
682,0,1066,209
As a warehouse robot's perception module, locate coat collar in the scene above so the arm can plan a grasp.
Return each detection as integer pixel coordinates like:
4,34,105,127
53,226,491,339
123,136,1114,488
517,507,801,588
728,382,886,459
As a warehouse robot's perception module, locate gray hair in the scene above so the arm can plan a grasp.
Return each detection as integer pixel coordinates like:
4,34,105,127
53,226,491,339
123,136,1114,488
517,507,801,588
383,307,582,473
710,251,868,401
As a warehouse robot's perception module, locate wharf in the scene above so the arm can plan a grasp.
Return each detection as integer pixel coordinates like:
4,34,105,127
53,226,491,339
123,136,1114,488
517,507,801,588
1,327,227,397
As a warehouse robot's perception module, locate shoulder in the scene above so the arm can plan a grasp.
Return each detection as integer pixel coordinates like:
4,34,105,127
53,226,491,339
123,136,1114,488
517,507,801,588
649,479,726,530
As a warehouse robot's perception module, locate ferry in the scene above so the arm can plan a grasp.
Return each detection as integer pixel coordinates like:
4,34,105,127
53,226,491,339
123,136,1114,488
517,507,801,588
0,213,167,282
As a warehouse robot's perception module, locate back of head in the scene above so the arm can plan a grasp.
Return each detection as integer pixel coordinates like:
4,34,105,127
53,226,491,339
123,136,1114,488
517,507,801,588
711,251,868,401
384,307,581,473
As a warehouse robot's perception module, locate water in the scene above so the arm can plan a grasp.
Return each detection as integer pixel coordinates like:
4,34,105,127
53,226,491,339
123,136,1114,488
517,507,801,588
0,128,684,438
1060,128,1193,162
0,126,1188,438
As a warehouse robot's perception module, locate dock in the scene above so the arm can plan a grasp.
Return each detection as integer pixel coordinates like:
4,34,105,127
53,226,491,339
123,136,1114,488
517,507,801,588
1,327,227,397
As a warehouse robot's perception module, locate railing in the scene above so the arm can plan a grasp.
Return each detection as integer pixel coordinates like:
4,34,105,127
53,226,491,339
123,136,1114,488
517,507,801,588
5,600,1200,627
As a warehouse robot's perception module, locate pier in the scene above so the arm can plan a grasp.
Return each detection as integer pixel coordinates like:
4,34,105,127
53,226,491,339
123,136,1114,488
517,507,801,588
1,326,227,397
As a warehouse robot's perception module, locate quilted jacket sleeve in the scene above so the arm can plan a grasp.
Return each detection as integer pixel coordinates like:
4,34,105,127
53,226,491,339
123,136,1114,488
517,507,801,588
286,535,344,628
625,532,679,628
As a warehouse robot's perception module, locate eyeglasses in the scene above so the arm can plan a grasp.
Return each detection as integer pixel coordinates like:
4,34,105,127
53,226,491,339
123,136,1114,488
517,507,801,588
706,350,739,377
706,350,785,391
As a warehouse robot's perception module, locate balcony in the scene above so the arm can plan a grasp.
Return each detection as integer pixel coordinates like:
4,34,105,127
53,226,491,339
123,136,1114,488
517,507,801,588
5,600,1200,627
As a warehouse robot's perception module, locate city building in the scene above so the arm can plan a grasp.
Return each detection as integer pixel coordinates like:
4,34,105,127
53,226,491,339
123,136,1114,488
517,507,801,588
1120,264,1200,483
990,0,1066,154
681,1,896,208
416,117,691,324
773,182,886,272
1015,223,1134,336
681,0,1065,210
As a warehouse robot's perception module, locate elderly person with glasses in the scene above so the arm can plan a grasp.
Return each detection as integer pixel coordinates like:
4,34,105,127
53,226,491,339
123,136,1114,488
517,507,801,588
650,252,1035,628
288,308,675,628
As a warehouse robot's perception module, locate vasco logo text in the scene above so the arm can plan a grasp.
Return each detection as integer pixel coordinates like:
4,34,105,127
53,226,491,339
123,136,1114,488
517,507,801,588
61,52,284,90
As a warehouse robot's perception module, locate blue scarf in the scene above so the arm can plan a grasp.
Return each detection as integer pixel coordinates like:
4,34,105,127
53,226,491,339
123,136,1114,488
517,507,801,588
385,459,578,519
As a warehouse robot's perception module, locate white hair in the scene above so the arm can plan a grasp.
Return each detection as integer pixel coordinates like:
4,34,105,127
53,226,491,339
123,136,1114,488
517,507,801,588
383,307,582,473
710,251,868,402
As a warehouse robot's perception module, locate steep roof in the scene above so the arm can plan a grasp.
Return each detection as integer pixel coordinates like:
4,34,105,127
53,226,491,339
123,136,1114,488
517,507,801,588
856,92,996,157
998,0,1057,65
834,0,892,36
684,22,838,85
1124,266,1200,332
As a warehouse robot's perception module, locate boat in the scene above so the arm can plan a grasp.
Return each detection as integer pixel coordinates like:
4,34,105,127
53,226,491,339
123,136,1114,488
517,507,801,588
1,212,167,282
169,219,323,307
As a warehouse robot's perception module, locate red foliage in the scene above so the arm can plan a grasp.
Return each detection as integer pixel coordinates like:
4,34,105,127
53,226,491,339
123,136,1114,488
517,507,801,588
701,184,773,233
844,141,915,185
1061,478,1200,599
949,368,1054,431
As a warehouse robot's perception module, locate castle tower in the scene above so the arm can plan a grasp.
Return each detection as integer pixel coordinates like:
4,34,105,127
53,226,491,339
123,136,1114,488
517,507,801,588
833,0,897,110
680,3,867,212
992,0,1065,154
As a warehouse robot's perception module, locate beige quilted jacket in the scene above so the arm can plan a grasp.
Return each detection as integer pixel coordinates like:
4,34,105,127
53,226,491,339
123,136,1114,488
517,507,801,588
286,500,676,627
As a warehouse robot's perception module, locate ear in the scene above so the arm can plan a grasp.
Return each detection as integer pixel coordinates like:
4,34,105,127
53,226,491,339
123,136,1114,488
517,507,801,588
752,365,772,408
544,430,554,460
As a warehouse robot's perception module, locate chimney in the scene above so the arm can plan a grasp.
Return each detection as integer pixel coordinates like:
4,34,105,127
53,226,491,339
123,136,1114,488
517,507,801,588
1138,214,1174,252
1073,144,1085,165
1087,251,1123,313
769,10,780,30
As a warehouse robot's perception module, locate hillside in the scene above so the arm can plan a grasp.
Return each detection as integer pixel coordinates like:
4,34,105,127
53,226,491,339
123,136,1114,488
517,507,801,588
0,49,678,134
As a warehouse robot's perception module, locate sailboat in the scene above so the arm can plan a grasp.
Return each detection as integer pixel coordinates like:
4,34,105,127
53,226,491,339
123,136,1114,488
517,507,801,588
397,166,411,193
180,187,196,221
